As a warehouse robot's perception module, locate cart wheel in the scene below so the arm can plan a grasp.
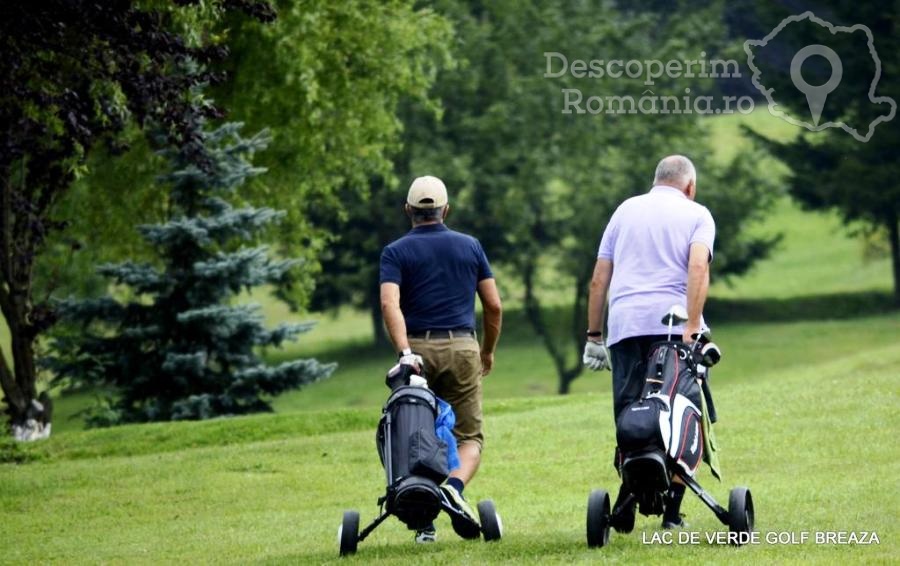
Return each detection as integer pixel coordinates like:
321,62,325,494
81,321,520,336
338,510,359,556
727,487,754,541
586,489,611,548
477,500,503,542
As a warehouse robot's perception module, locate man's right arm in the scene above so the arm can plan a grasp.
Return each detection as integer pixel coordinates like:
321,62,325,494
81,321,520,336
583,258,613,372
683,242,711,343
476,278,502,376
380,282,410,354
587,258,613,337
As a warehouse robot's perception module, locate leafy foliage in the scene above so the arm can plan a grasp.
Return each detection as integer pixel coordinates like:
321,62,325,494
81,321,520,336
215,0,454,308
36,1,456,312
0,0,275,431
312,1,781,391
49,122,334,425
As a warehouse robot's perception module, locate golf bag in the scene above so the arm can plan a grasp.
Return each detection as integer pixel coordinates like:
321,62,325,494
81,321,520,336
586,328,755,549
376,371,449,530
616,341,705,499
338,363,503,556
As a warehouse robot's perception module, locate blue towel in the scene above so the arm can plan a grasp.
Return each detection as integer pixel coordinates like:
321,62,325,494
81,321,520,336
435,397,460,472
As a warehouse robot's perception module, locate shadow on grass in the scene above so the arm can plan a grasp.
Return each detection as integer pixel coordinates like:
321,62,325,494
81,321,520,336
706,291,897,323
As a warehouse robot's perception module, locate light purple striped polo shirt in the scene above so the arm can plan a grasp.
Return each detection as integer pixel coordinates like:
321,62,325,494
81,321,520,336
597,185,715,346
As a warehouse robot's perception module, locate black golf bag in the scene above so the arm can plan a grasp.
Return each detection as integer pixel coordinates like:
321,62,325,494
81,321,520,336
338,363,503,555
376,382,449,530
615,341,705,512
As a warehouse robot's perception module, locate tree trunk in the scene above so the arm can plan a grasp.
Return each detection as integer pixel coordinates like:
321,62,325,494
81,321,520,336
0,290,48,439
0,277,55,442
0,172,47,438
370,296,389,349
557,368,582,394
888,211,900,307
0,348,25,419
521,262,582,394
559,272,591,394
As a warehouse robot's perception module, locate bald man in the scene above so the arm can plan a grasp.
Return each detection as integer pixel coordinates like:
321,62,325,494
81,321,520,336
583,155,715,530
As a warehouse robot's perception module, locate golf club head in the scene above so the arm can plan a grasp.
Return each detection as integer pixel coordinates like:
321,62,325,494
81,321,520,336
700,342,722,367
690,328,712,344
660,305,689,327
385,363,416,390
409,374,429,388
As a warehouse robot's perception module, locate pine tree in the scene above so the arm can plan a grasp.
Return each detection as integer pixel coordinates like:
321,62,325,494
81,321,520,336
50,122,334,425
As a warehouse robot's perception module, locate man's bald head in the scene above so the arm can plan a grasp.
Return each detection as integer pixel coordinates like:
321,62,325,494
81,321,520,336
653,155,697,195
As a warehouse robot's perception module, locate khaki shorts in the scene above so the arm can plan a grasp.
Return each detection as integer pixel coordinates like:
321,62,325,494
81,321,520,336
408,333,484,450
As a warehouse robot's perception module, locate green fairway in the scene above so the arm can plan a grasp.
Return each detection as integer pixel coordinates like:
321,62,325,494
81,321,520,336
709,199,893,299
703,109,892,299
704,105,799,165
2,318,898,564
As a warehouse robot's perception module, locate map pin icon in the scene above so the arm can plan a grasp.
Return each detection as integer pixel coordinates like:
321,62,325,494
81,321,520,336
790,44,843,127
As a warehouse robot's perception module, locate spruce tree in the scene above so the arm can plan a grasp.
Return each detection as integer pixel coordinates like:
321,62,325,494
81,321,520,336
51,121,334,425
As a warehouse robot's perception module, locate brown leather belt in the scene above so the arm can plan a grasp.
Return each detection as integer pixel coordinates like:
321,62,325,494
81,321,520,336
407,328,475,339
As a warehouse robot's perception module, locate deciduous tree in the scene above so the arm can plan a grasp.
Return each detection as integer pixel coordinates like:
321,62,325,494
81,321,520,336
0,0,275,436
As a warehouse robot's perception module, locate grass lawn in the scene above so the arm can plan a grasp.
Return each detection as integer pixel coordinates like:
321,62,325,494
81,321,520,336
710,198,893,299
703,104,799,165
2,318,898,564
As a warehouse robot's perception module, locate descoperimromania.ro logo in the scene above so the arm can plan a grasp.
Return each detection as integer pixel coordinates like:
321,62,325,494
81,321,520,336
744,11,896,143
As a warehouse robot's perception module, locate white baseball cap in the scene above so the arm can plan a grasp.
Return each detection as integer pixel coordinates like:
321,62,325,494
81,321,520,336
406,175,448,209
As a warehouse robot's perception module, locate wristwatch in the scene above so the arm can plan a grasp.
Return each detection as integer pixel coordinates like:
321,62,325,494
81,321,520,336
586,330,603,338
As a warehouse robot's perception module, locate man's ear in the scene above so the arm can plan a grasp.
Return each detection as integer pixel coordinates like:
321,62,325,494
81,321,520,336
686,179,696,200
442,205,450,220
404,203,412,218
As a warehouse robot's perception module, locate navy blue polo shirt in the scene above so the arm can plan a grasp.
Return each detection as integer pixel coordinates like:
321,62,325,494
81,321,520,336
379,223,494,333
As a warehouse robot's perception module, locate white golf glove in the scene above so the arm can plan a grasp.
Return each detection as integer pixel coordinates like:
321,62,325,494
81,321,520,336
399,352,424,371
583,340,611,371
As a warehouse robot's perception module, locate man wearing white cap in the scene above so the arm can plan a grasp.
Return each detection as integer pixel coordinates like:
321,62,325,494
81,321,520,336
380,175,503,543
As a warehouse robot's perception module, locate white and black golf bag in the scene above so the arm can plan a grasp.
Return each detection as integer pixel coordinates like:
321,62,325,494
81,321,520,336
376,365,449,530
615,341,705,511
